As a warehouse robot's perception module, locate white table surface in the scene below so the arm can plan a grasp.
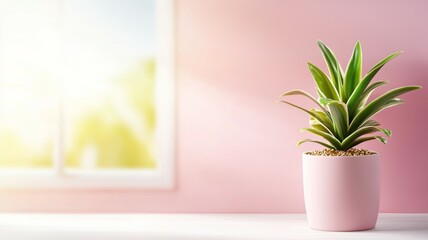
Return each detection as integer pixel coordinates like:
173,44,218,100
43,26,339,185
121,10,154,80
0,213,427,239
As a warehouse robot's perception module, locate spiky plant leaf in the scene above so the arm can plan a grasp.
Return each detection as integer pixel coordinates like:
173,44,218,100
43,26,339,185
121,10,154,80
361,119,381,127
301,128,342,149
346,136,387,149
309,108,334,133
320,98,348,141
278,89,326,112
347,52,402,114
297,139,335,149
349,86,421,133
278,100,335,133
309,117,330,133
341,126,391,150
307,63,340,100
343,42,362,101
317,40,344,93
348,81,388,119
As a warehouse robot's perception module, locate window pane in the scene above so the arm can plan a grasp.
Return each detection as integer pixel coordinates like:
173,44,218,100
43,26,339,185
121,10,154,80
0,0,58,168
63,0,157,169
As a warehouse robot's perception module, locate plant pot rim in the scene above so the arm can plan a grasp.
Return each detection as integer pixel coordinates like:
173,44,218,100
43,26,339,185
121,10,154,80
302,151,379,158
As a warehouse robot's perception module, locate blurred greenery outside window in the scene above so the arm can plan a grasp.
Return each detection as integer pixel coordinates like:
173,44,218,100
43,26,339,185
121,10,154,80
0,0,158,170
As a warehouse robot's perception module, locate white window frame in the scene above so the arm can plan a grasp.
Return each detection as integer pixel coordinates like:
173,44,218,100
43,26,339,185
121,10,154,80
0,0,175,190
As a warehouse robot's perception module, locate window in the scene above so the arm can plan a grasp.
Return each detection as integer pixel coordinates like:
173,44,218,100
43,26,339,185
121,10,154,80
0,0,175,189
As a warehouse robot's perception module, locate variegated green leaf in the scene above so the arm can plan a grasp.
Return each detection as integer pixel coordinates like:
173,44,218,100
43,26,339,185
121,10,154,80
341,126,391,150
307,63,340,100
297,139,335,149
349,86,421,133
336,62,345,100
343,41,362,101
347,52,402,110
317,40,344,94
361,119,380,127
301,127,342,149
278,89,326,112
347,136,387,149
278,101,334,134
309,109,334,134
349,81,388,120
320,98,348,141
309,117,330,133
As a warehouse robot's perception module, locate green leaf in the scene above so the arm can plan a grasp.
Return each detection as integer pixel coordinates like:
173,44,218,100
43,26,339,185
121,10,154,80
278,89,326,112
309,117,330,133
358,81,389,107
301,127,341,149
309,109,335,134
317,40,344,93
297,139,335,149
278,100,335,134
336,62,345,100
361,119,380,127
317,89,326,99
348,81,388,120
349,86,421,133
343,41,362,101
307,63,340,100
347,136,387,149
320,99,349,141
347,51,402,109
341,126,391,150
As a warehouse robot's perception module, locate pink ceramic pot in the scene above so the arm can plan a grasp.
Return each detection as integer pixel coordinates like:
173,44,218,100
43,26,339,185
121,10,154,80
302,153,380,231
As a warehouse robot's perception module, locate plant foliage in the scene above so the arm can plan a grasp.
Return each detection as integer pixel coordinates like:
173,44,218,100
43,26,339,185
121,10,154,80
277,41,421,150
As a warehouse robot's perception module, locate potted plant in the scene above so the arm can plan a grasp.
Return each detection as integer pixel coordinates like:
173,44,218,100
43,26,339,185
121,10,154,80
277,41,421,231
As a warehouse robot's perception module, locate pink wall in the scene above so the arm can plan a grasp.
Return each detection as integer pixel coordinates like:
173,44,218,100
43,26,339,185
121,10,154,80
1,0,427,213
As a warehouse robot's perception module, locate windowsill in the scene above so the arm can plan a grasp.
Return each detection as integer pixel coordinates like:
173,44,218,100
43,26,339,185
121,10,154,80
0,214,427,239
